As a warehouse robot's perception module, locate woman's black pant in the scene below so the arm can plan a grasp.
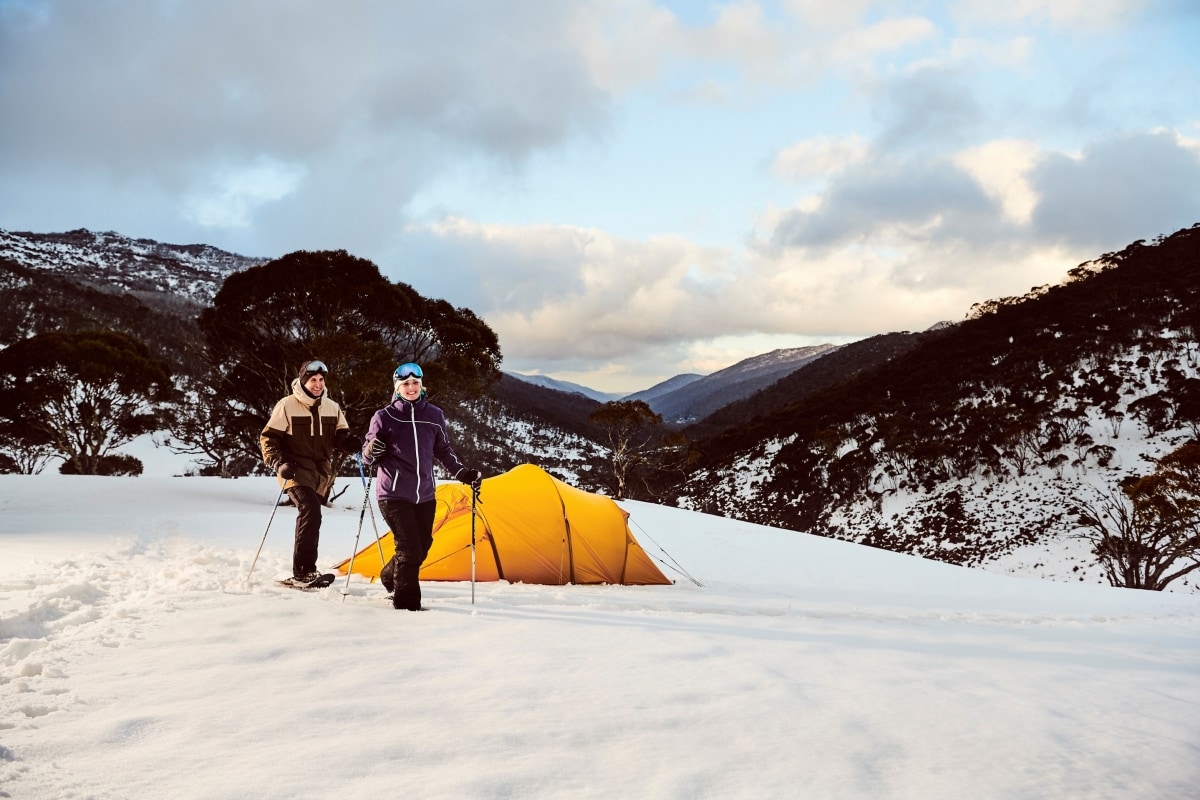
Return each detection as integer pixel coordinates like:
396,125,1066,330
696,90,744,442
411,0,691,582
378,498,436,610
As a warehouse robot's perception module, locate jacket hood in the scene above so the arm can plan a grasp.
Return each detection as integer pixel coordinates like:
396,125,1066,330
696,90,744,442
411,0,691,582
291,377,325,406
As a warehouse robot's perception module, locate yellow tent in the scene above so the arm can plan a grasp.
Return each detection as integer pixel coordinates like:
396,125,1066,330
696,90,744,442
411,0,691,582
334,463,671,585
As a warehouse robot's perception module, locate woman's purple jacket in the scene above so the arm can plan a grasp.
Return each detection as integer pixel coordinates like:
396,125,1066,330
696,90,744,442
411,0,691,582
361,395,467,504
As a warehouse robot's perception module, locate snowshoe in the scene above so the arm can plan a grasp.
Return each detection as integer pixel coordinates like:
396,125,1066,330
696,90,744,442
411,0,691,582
278,572,336,591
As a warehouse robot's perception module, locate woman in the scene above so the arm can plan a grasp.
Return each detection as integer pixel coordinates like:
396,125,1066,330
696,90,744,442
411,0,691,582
362,362,481,610
260,359,361,587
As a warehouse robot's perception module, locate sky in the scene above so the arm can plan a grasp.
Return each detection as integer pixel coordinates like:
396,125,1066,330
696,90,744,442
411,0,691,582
2,472,1199,799
2,1,1199,393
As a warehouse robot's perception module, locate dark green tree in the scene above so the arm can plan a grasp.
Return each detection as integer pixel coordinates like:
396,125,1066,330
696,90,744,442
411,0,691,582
59,453,145,476
587,400,689,500
1172,378,1200,438
0,330,174,474
0,418,57,474
189,249,501,470
157,378,261,477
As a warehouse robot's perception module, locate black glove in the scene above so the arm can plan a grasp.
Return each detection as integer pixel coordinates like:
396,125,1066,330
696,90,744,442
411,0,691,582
276,462,296,481
455,468,482,487
367,437,387,458
341,433,363,452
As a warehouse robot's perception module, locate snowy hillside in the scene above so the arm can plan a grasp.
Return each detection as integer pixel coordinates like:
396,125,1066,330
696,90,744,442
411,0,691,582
0,227,266,303
684,335,1200,592
1,474,1198,799
677,227,1200,594
448,401,608,487
872,342,1196,589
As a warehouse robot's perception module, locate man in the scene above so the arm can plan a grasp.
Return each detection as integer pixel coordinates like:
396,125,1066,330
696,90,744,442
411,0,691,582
261,359,361,586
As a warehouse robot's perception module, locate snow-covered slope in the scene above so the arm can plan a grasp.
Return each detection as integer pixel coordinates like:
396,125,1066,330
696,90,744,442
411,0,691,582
0,227,266,303
677,228,1200,593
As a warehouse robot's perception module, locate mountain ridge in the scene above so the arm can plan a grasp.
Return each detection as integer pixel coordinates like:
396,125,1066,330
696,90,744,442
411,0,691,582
0,227,266,303
674,223,1200,591
503,371,624,402
639,344,841,423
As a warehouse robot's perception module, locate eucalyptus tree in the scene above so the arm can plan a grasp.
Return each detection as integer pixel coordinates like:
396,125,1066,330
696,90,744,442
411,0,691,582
0,329,174,474
182,249,501,470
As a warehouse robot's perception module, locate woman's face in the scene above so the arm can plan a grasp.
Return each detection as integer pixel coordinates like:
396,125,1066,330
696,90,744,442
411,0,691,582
397,377,422,401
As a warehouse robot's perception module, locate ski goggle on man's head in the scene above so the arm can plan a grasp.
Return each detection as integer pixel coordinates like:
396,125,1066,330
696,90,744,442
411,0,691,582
302,360,328,377
394,363,423,382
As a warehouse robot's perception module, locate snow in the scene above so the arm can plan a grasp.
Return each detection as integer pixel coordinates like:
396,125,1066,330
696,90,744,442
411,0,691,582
2,473,1199,800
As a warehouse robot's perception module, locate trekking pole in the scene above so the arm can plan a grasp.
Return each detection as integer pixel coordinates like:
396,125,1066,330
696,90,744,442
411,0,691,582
355,453,387,569
470,484,477,604
342,466,373,604
247,484,287,583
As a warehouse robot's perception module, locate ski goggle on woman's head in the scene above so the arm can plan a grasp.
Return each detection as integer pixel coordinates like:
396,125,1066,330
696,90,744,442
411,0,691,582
393,362,423,383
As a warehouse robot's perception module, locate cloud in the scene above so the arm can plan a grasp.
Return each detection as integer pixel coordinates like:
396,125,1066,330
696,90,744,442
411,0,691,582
0,0,610,243
568,0,687,92
180,156,306,228
772,135,871,181
1030,130,1200,247
952,139,1041,223
784,0,873,30
835,16,938,66
951,0,1150,30
391,218,741,361
739,128,1200,369
390,203,1049,385
766,156,1004,254
871,66,987,150
765,129,1200,257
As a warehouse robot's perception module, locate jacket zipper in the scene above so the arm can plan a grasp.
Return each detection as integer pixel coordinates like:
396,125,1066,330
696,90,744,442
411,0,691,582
409,403,422,502
310,400,322,437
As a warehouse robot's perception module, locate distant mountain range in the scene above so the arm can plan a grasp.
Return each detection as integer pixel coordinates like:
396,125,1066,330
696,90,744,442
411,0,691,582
622,373,705,403
504,372,625,403
636,344,840,423
507,345,843,421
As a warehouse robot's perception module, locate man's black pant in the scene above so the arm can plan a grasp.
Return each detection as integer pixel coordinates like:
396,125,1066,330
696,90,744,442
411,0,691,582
287,485,323,578
378,498,436,610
